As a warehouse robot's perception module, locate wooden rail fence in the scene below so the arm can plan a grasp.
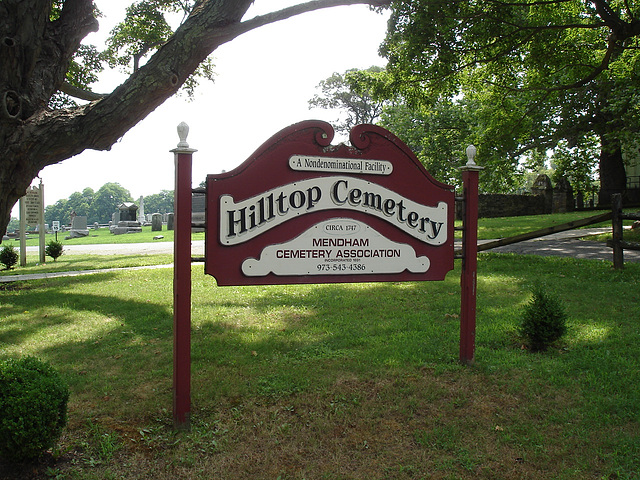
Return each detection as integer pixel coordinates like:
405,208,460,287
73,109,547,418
463,211,613,254
608,193,640,269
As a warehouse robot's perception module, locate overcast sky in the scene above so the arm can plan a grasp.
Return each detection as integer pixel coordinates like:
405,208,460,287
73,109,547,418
16,1,390,216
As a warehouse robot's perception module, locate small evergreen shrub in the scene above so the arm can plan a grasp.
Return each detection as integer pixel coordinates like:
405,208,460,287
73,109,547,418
0,245,18,270
520,285,568,351
45,240,64,261
0,357,69,461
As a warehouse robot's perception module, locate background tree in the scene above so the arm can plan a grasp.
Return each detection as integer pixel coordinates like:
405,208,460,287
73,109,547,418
0,0,390,236
44,188,94,225
6,217,19,234
312,65,597,194
143,189,174,214
378,99,474,189
309,66,389,136
311,67,512,191
44,199,70,227
380,0,640,204
549,137,600,200
45,182,132,225
90,183,133,223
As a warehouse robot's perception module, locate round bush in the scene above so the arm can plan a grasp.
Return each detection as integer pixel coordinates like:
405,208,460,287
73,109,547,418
520,286,568,351
0,357,69,461
0,245,18,270
45,240,64,261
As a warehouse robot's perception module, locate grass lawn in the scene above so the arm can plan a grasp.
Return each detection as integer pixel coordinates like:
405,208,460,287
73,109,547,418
1,251,639,479
586,227,640,244
0,254,174,277
474,210,614,240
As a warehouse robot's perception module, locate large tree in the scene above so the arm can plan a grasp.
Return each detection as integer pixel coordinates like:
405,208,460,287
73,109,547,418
381,0,640,204
379,100,475,190
144,189,174,214
0,0,389,236
308,66,389,136
44,182,133,224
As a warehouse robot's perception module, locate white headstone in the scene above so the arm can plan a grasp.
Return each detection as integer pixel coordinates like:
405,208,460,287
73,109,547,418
138,195,146,224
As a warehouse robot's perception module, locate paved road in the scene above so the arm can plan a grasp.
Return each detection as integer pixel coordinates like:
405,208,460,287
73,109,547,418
24,239,204,256
477,228,640,263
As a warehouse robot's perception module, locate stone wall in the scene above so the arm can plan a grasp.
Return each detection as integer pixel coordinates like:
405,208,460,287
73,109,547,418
458,174,577,218
476,193,547,218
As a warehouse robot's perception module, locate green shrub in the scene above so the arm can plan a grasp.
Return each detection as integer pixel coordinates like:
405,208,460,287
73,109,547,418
0,357,69,461
520,285,568,351
45,240,64,261
0,245,18,270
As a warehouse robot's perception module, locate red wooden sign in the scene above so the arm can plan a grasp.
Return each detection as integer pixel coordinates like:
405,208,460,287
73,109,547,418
205,120,455,286
172,120,481,428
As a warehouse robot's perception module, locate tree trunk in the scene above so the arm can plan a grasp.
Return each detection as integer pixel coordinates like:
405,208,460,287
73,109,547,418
598,134,627,206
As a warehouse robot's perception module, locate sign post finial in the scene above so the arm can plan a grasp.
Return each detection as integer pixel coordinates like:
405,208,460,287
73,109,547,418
177,122,190,149
465,144,477,167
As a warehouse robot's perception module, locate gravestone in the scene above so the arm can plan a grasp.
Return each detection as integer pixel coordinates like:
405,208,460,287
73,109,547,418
119,202,138,221
531,174,553,213
192,192,205,232
151,213,163,231
167,213,174,230
552,177,574,213
138,196,146,224
109,202,143,235
67,216,89,239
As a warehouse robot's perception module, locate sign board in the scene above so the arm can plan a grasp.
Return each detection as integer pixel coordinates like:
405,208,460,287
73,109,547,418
172,120,480,428
24,186,42,227
205,121,455,286
52,221,60,232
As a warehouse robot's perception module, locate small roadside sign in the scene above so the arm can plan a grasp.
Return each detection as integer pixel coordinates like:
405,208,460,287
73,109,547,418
24,187,41,227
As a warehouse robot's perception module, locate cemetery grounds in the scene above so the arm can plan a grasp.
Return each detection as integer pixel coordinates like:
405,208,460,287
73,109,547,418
0,212,639,479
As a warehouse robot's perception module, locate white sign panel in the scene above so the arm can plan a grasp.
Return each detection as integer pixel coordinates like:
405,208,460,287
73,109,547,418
24,187,41,227
242,219,430,277
289,155,393,175
220,176,448,246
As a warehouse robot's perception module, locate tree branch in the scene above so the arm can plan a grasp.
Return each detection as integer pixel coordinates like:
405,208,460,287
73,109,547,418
207,0,392,44
592,0,625,31
18,0,390,167
484,32,617,93
58,81,107,101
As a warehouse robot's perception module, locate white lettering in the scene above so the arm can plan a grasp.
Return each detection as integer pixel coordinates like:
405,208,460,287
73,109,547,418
220,177,448,246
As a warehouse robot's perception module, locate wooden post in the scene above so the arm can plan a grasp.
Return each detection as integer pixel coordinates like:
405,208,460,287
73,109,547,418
611,193,623,270
19,196,26,267
38,179,46,264
171,122,196,430
459,146,483,365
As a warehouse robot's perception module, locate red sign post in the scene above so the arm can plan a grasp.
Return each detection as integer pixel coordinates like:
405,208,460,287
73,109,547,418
459,146,483,365
172,120,481,427
171,122,196,430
